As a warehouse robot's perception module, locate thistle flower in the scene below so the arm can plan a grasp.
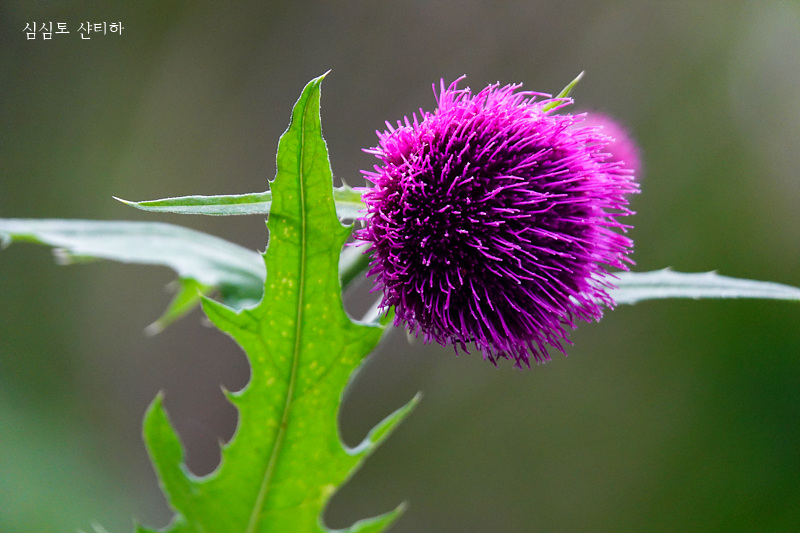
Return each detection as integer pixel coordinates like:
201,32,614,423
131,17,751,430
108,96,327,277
356,78,638,368
579,112,642,178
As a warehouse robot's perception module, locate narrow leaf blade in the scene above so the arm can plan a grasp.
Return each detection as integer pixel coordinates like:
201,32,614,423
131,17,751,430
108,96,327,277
116,186,365,221
115,192,272,216
610,268,800,305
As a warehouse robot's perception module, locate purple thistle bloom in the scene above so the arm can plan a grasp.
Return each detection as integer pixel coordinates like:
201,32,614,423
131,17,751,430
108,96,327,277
356,78,638,368
578,112,642,179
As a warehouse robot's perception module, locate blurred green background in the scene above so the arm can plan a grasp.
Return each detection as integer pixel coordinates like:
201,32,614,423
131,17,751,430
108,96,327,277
2,1,800,532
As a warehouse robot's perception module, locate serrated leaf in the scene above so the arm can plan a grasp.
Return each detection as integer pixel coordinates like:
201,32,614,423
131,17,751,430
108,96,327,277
140,74,416,533
115,185,365,220
610,268,800,305
0,219,265,328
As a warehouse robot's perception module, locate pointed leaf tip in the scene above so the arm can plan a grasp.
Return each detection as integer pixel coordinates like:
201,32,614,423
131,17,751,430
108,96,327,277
351,392,422,456
111,195,134,206
142,392,197,509
326,501,408,533
556,71,584,98
543,71,586,112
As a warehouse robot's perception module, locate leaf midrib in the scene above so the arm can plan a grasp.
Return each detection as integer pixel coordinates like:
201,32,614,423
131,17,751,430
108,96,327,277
244,93,311,533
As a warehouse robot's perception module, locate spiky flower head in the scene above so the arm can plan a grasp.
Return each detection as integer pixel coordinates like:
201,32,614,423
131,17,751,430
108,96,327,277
579,112,642,179
356,78,638,368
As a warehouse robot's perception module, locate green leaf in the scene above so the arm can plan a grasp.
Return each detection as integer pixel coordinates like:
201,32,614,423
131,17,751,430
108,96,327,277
115,191,272,216
542,71,584,112
140,74,416,532
610,268,800,305
114,185,366,220
0,217,373,332
0,219,265,329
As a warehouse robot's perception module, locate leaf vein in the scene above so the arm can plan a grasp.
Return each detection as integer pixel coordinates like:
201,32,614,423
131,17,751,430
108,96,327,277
244,88,312,533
